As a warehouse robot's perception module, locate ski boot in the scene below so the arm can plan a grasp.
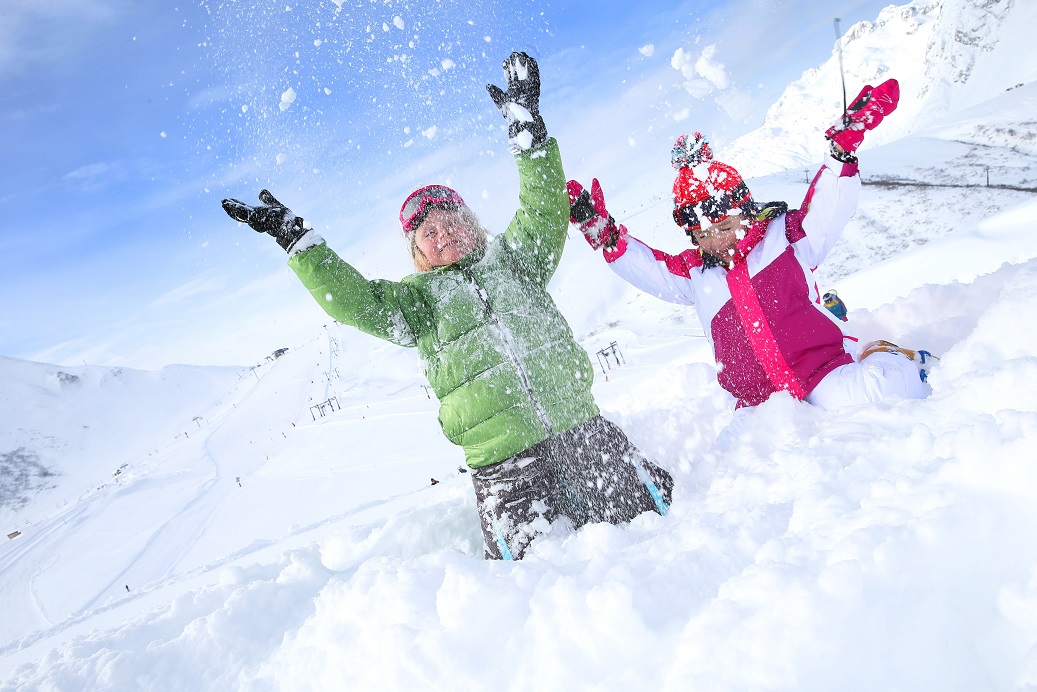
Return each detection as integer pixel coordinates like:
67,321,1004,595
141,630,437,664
860,339,940,382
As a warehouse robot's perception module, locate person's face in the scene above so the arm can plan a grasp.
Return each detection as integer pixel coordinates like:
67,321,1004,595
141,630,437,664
694,214,744,261
413,208,480,268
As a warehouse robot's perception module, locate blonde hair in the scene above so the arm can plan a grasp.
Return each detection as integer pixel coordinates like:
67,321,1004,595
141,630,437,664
405,205,489,272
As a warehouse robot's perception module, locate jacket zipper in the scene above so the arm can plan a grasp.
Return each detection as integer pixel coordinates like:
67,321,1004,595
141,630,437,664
463,268,553,436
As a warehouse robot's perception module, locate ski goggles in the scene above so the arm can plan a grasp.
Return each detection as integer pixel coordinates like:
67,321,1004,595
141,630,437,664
399,185,465,233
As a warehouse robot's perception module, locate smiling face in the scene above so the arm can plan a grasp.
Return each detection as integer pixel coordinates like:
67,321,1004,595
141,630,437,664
412,208,482,268
693,214,745,262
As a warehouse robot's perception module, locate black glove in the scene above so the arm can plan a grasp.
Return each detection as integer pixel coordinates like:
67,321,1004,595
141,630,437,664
221,189,312,253
486,51,548,153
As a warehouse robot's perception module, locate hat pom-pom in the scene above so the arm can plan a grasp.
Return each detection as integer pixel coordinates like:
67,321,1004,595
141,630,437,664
671,131,713,169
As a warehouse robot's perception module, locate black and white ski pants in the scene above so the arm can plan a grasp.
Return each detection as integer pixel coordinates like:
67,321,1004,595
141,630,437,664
469,416,674,560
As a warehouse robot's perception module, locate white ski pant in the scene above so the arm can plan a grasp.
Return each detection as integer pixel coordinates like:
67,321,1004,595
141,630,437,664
805,351,929,410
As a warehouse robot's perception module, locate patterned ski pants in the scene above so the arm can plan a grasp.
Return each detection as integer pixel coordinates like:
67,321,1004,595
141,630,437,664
469,416,674,560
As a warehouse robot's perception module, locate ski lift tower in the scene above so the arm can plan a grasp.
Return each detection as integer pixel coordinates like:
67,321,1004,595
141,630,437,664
595,341,625,375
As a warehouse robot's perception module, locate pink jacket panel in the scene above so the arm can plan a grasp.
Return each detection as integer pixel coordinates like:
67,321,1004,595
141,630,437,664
714,247,853,406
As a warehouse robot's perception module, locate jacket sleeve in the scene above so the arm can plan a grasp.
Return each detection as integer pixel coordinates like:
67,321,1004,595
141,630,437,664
502,137,571,287
288,242,418,347
605,235,698,306
793,152,862,268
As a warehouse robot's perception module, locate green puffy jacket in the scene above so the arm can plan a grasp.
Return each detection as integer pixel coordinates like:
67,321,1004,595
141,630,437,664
288,139,599,467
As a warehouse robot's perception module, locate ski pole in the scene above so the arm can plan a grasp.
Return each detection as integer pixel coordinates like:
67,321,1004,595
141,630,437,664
834,18,848,124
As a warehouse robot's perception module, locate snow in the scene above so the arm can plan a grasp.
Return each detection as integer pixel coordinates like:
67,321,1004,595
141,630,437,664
4,0,1037,688
278,87,296,112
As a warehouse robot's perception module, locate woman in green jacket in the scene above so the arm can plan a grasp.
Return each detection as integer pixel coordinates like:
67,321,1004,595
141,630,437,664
222,52,672,560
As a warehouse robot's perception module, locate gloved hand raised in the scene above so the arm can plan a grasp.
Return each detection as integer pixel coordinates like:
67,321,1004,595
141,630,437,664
221,190,317,254
486,51,548,154
825,78,899,159
567,178,625,251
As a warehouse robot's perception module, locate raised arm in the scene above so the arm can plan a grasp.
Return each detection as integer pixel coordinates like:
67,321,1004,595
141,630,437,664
790,152,862,269
222,189,419,347
568,177,699,306
794,77,900,267
289,244,419,347
486,52,570,286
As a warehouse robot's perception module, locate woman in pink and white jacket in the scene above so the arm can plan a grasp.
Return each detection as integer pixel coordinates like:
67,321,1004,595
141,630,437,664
569,79,931,410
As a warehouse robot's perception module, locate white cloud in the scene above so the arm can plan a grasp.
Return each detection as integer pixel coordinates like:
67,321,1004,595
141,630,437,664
63,161,125,193
680,79,716,98
672,44,731,100
639,44,655,57
695,45,729,90
147,274,227,310
671,47,692,74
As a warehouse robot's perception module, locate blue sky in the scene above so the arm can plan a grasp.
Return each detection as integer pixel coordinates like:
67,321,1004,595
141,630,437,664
0,0,895,369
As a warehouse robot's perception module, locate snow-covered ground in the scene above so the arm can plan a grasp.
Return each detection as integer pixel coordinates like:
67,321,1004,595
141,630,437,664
4,0,1037,688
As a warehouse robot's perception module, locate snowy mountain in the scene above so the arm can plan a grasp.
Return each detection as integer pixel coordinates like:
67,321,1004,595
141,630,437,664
3,0,1037,688
723,0,1037,177
0,358,245,518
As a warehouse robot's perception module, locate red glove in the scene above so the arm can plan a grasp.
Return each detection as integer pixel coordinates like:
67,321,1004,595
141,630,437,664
567,178,626,250
825,78,900,154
